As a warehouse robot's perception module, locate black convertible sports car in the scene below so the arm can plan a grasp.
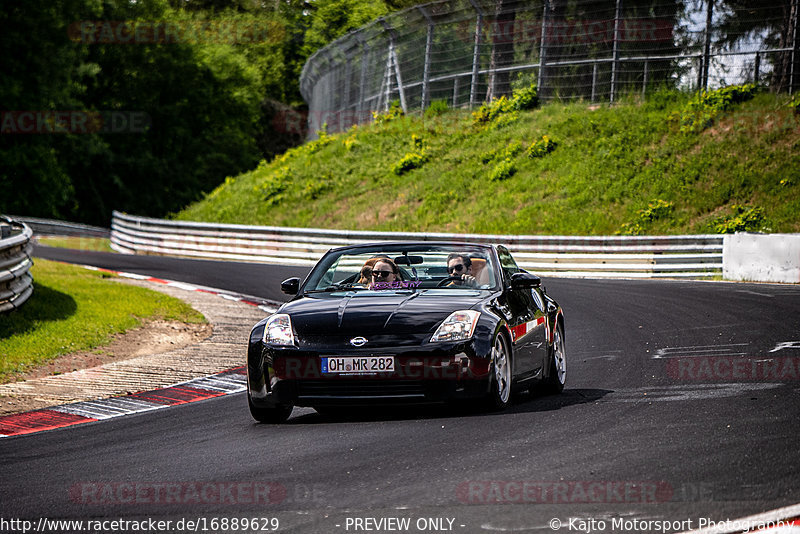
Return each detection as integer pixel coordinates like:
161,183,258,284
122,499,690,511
246,242,566,422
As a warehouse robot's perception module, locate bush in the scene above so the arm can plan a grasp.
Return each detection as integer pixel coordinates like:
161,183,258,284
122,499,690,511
527,135,558,158
678,84,758,133
510,84,539,111
260,166,292,205
424,99,449,118
481,142,522,164
373,100,404,125
639,199,673,221
392,152,428,175
489,158,516,181
713,205,768,233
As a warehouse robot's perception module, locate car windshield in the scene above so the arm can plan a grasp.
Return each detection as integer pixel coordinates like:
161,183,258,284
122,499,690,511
303,244,499,292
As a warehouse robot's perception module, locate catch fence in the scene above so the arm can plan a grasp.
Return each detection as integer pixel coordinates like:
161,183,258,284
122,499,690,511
299,0,800,135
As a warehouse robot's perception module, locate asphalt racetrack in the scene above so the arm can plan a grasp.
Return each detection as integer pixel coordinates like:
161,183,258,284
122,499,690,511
1,245,798,534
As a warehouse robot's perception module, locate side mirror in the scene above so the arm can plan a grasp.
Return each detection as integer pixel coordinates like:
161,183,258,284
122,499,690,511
510,272,541,289
280,277,300,295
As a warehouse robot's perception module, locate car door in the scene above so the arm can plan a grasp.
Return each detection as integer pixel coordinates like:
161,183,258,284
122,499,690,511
496,246,547,379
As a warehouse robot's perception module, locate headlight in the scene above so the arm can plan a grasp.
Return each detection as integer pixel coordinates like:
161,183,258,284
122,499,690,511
431,310,481,342
263,314,296,346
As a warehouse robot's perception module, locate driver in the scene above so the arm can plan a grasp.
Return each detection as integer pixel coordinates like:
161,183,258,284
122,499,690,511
446,253,477,287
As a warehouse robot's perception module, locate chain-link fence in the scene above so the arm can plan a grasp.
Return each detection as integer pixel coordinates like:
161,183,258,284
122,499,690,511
299,0,799,136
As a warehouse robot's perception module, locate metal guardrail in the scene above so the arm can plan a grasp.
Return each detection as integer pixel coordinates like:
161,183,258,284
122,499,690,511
111,211,723,279
11,216,110,238
0,216,34,313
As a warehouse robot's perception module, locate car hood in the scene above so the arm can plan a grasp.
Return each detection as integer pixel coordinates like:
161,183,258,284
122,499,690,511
282,290,486,338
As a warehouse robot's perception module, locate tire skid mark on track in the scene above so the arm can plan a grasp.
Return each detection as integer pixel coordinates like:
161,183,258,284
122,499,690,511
0,264,270,439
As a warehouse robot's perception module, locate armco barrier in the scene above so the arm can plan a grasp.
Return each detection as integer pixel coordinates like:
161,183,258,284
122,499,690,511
11,216,109,238
111,211,723,279
0,216,34,313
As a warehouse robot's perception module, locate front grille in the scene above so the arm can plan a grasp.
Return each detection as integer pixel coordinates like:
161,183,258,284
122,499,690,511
296,379,427,399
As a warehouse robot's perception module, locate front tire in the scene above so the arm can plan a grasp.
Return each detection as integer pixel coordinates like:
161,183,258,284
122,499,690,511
248,394,293,424
541,325,566,394
484,334,512,411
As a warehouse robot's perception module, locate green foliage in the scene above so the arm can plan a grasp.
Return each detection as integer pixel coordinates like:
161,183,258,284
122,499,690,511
259,166,292,205
675,84,758,133
526,136,558,158
618,199,674,235
177,92,800,236
472,85,539,127
373,100,405,125
640,199,674,221
510,84,539,111
472,96,514,125
489,159,516,181
789,94,800,114
712,205,768,233
392,152,428,175
424,99,449,119
481,142,522,164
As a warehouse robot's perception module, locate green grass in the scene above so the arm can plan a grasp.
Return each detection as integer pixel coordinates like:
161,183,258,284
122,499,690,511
0,260,205,382
35,236,113,252
176,88,800,235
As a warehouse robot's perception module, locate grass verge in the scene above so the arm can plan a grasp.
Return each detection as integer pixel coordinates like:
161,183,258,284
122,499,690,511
176,89,800,235
35,236,113,252
0,259,205,383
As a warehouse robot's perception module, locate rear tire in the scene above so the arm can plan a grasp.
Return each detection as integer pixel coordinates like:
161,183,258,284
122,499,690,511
484,334,512,411
541,325,566,394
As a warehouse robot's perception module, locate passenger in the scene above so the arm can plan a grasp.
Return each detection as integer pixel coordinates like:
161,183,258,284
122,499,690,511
358,257,385,285
446,253,477,287
368,258,401,289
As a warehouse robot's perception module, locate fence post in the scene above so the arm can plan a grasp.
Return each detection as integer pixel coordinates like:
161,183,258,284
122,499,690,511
591,62,598,103
380,19,407,113
702,0,714,90
642,60,648,99
469,0,484,108
791,0,799,93
538,1,549,97
610,0,622,103
357,37,369,122
754,51,760,84
418,6,435,111
697,55,704,92
453,77,460,107
341,46,351,132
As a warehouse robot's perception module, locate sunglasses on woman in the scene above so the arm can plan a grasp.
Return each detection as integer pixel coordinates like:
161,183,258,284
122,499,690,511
372,270,393,278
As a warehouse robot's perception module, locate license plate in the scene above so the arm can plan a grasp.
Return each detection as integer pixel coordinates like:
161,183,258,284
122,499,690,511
321,356,395,374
